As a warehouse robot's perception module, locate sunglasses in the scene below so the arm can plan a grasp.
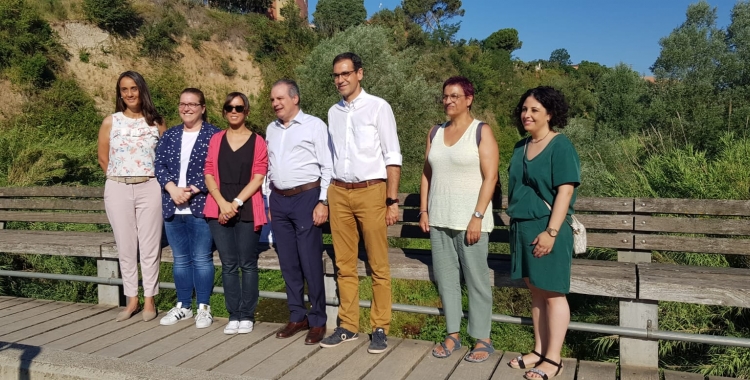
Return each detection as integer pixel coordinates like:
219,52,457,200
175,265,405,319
223,104,246,113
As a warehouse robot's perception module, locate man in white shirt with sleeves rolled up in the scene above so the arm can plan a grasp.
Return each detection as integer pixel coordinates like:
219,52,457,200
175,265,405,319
318,52,402,354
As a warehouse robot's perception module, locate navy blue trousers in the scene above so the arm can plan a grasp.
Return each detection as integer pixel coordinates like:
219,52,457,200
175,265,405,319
270,186,327,327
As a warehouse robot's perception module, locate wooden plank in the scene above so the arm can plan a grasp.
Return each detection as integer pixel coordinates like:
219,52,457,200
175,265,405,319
636,198,750,216
43,308,143,349
397,212,633,231
0,230,113,257
150,318,238,366
322,338,403,380
576,360,616,380
0,211,109,224
664,370,705,380
0,298,52,325
18,306,121,346
324,252,637,298
69,314,161,354
403,346,468,380
634,234,750,256
94,319,195,358
638,263,750,307
124,321,223,362
180,322,278,371
708,376,738,380
361,339,432,380
280,337,368,380
214,333,307,375
0,305,113,343
558,357,577,380
620,365,660,380
447,347,501,380
0,302,89,336
0,187,103,198
489,351,522,380
635,215,750,236
245,335,320,379
0,298,33,310
0,198,105,211
576,197,633,212
588,232,634,250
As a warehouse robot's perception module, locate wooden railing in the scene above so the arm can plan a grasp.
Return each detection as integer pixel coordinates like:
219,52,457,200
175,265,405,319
1,187,749,370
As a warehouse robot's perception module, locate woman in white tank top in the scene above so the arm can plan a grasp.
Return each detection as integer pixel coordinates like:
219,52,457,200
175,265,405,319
419,76,499,363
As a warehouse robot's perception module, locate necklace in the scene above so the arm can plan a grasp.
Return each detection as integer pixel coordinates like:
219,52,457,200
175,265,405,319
530,129,551,143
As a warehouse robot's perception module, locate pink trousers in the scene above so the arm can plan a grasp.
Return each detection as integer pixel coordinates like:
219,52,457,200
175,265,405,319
104,178,162,297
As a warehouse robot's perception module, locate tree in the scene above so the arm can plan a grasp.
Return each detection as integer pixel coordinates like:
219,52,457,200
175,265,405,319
370,6,428,49
595,64,648,135
402,0,464,32
482,28,522,53
211,0,273,14
549,48,571,66
313,0,367,36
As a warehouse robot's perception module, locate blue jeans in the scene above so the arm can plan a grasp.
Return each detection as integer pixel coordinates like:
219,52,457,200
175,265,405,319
208,219,260,321
164,214,215,306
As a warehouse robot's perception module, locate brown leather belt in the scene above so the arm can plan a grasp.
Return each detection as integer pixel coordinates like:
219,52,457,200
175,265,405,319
272,179,321,197
331,179,385,189
107,176,153,184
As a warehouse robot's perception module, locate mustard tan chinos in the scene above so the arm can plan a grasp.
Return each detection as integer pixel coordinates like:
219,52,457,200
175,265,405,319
328,181,391,334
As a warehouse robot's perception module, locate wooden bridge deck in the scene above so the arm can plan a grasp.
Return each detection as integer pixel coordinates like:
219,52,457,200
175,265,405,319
0,297,734,380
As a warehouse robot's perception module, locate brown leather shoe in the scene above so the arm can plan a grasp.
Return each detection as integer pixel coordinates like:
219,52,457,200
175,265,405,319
305,326,326,345
276,318,309,338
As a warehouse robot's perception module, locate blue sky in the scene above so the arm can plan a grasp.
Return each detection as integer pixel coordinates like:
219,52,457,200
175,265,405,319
306,0,738,75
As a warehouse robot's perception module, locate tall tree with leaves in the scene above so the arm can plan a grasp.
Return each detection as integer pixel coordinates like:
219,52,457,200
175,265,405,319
402,0,464,36
549,48,571,66
482,28,522,53
313,0,367,36
212,0,273,14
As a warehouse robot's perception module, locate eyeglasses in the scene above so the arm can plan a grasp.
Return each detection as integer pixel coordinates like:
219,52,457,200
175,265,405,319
442,94,466,102
178,102,203,109
223,105,246,113
331,70,355,80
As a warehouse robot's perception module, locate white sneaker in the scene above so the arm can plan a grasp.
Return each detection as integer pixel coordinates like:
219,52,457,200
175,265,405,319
238,320,254,334
224,320,240,335
195,304,213,329
159,302,193,326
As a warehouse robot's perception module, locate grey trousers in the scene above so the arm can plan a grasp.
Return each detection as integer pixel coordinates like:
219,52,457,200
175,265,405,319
430,227,492,339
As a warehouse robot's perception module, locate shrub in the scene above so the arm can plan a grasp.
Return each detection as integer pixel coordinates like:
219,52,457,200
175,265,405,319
82,0,141,36
78,48,90,63
219,59,237,77
0,0,66,88
139,11,187,58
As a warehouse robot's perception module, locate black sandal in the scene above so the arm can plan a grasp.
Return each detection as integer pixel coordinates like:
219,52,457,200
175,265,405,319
432,335,461,358
523,357,563,380
508,350,544,369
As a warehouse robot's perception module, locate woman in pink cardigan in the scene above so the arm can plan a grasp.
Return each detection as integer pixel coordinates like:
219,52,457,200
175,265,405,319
204,92,268,335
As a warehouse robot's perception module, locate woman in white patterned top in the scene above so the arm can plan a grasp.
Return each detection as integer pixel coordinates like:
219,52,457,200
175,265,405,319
419,76,499,363
97,71,166,323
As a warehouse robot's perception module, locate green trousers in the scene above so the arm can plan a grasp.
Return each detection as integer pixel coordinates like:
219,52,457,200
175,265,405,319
430,227,492,339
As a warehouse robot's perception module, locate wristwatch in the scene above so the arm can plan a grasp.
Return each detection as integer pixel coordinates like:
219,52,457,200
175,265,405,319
319,199,329,206
472,211,484,219
545,227,558,237
233,198,244,207
386,198,399,206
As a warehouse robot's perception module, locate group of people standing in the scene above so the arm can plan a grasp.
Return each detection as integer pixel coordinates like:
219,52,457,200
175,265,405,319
97,51,579,380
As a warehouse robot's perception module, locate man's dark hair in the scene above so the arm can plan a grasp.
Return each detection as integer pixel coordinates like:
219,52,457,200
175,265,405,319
332,52,363,71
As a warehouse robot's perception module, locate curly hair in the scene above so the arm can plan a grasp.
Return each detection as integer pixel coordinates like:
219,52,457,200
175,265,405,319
513,86,569,135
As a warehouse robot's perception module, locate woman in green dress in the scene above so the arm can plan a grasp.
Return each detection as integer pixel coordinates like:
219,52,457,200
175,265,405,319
505,86,580,380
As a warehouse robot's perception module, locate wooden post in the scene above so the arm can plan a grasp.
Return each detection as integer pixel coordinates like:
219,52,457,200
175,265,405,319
618,250,658,368
97,258,121,306
324,273,338,329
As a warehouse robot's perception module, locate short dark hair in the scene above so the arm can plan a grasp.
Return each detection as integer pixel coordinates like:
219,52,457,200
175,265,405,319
513,86,569,135
223,92,250,116
272,79,300,105
181,87,207,122
443,76,475,109
332,52,363,72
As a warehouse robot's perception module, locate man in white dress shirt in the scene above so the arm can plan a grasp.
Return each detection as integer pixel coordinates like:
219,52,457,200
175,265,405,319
318,52,402,354
266,79,332,345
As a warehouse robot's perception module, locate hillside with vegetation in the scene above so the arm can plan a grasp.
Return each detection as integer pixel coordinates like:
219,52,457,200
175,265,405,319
1,0,750,377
